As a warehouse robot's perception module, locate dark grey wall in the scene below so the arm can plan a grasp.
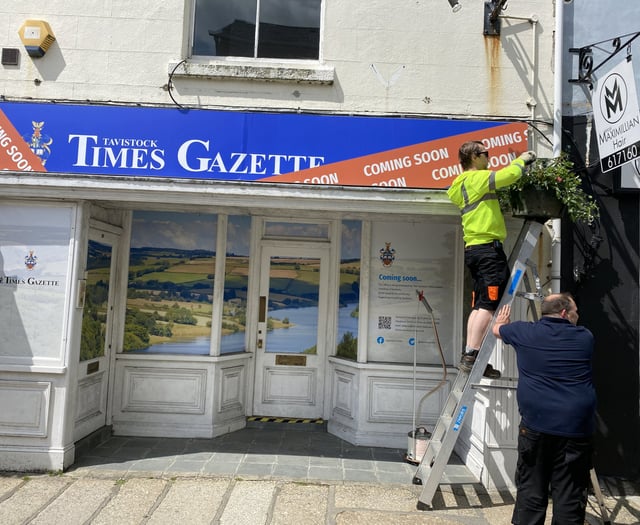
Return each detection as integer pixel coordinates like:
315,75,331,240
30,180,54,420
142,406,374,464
562,115,639,480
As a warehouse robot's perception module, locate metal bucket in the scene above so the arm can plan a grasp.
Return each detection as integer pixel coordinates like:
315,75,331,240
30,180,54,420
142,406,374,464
405,426,431,464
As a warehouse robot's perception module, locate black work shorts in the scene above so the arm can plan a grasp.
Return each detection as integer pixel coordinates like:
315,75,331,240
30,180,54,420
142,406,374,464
464,242,510,311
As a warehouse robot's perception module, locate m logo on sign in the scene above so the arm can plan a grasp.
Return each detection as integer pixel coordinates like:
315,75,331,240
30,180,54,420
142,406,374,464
601,74,627,124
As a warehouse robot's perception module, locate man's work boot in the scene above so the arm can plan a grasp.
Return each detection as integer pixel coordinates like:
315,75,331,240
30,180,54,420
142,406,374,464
483,363,501,379
458,350,477,373
459,350,502,379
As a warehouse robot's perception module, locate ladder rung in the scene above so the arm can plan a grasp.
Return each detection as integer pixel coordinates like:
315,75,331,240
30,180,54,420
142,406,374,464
450,389,462,404
426,439,441,459
430,417,451,443
442,388,465,414
441,399,458,418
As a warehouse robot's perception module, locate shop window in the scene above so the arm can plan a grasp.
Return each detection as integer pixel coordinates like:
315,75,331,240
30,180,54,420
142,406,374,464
335,220,361,360
220,215,251,354
192,0,321,59
263,220,329,240
367,220,458,365
125,211,216,355
80,240,111,361
0,203,74,366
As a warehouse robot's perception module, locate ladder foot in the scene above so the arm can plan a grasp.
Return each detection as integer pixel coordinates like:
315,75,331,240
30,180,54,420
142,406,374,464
416,500,432,511
412,476,422,485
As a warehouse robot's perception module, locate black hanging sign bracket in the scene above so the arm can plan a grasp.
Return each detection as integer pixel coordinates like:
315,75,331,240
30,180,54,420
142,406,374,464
569,31,640,87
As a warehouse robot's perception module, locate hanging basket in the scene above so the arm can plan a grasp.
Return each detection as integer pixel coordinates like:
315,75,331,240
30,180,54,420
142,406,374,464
511,187,564,222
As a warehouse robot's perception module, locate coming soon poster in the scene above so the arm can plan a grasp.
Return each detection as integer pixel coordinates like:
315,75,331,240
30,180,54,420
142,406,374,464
368,220,458,365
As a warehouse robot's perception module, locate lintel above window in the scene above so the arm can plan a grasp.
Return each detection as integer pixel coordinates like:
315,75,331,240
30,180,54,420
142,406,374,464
168,59,334,84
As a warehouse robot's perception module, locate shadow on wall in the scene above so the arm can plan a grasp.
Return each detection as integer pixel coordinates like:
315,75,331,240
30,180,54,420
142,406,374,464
0,248,32,361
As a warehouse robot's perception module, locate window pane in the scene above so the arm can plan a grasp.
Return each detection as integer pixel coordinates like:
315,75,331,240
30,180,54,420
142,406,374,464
336,221,360,360
193,0,321,59
258,0,320,59
264,221,329,239
125,211,216,355
221,216,251,354
266,255,320,354
193,0,257,57
80,240,111,361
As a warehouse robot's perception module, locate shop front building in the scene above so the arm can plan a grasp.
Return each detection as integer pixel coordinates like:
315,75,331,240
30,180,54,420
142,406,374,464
0,0,558,490
0,104,535,486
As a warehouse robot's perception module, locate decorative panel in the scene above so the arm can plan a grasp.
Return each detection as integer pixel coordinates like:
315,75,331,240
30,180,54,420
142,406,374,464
262,367,315,405
75,371,105,422
121,367,207,414
332,369,354,418
0,380,51,437
368,376,448,423
218,365,245,412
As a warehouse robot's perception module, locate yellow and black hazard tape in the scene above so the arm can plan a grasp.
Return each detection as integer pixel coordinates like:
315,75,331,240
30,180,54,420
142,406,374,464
247,416,324,425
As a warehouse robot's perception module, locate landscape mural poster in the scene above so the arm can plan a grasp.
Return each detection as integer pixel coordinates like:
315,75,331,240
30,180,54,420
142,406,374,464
125,211,218,355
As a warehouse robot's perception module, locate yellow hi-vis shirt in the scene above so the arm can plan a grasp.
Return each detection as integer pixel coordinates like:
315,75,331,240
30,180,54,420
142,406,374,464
447,158,526,247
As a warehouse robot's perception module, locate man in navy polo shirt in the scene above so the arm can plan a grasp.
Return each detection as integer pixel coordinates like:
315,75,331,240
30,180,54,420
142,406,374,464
492,293,596,525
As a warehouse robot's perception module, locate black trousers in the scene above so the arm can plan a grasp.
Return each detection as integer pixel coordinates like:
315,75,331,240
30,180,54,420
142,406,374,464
464,242,510,311
512,425,593,525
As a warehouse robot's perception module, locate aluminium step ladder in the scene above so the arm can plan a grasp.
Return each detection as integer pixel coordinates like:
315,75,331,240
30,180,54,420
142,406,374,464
413,219,543,509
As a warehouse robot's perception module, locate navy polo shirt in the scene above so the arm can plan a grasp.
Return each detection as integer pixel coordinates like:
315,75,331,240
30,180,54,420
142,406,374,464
499,316,596,438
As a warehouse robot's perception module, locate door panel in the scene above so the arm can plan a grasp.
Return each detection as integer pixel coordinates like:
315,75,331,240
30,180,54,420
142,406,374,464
74,230,118,441
253,244,329,418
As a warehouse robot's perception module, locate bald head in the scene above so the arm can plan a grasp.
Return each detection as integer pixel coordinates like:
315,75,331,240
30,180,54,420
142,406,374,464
541,293,579,325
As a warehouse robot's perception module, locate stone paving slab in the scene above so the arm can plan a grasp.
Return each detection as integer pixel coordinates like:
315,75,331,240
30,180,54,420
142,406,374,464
91,478,166,525
30,478,114,525
0,475,70,525
0,471,638,524
146,479,229,525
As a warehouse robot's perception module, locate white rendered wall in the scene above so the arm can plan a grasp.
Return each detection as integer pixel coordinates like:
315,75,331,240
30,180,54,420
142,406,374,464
1,0,554,139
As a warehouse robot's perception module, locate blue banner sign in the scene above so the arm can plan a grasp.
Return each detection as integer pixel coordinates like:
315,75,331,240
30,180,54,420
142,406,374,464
0,101,528,188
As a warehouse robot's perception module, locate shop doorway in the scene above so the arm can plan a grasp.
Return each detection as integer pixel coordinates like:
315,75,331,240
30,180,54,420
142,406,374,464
252,242,330,418
73,228,120,441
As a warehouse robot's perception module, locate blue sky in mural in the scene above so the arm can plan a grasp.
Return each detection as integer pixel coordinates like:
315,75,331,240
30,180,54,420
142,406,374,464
131,211,217,251
130,212,359,258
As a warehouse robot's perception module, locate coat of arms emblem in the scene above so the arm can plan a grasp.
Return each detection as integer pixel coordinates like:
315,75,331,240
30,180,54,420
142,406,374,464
379,242,396,267
24,250,38,270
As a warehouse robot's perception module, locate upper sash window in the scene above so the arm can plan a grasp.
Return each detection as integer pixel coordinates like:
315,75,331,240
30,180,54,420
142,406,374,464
193,0,322,60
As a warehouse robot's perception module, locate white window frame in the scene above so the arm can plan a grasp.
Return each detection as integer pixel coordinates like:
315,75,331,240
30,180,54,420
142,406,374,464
171,0,334,84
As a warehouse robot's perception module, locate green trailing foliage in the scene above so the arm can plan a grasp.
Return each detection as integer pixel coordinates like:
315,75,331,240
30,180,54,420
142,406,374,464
498,155,600,224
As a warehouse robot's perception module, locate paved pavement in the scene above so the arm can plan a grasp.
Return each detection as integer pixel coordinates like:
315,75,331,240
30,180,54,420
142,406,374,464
0,427,638,524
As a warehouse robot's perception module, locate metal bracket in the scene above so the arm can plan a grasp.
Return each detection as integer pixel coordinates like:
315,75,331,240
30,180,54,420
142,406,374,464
483,0,508,36
569,31,640,87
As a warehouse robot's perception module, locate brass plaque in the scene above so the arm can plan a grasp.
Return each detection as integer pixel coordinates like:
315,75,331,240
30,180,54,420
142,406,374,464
275,354,306,366
86,361,100,374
